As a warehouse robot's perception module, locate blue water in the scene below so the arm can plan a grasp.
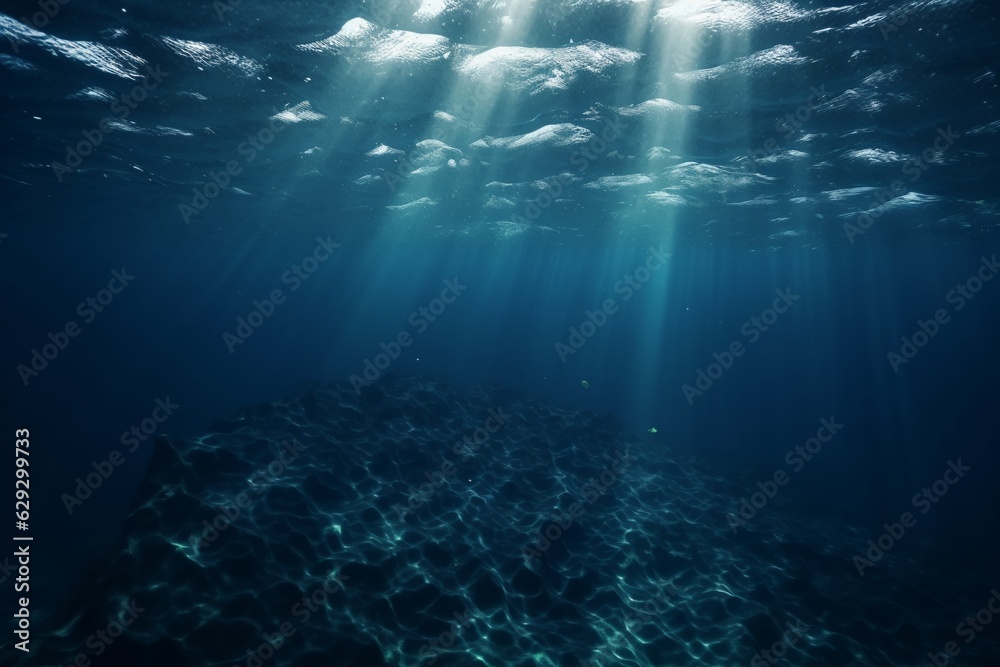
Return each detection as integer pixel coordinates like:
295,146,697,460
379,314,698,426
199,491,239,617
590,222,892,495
2,1,999,666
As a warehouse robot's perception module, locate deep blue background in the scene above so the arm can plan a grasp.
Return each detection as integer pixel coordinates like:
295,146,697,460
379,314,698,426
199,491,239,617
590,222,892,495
2,225,998,619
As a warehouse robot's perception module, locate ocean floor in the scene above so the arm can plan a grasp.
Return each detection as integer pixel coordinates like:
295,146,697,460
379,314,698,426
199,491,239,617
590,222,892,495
32,377,998,667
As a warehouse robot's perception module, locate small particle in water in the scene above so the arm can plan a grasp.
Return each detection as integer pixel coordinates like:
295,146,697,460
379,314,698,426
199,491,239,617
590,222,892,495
581,380,589,389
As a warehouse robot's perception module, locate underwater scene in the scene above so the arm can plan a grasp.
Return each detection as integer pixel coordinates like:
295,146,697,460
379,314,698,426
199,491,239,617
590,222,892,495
1,1,999,666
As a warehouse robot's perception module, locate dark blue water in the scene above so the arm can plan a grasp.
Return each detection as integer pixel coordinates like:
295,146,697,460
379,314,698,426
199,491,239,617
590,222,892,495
2,1,999,666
